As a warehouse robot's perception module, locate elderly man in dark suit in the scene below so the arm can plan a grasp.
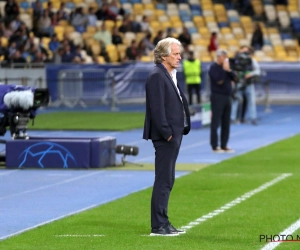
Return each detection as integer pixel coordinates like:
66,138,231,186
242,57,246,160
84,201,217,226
143,37,191,236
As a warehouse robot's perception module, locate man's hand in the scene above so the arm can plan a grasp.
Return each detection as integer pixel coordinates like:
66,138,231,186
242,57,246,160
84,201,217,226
167,135,172,141
223,59,231,72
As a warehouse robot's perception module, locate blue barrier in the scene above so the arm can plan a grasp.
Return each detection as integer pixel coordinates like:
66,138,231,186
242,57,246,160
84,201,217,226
6,136,116,169
45,62,300,106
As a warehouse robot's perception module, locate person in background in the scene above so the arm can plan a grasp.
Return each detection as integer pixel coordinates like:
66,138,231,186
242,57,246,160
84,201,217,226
109,0,121,15
208,49,237,153
61,44,74,63
143,31,155,52
32,51,46,64
10,50,26,67
61,32,76,53
125,39,138,61
240,46,260,125
87,7,97,27
96,3,117,21
178,27,191,47
53,47,64,63
140,15,149,32
48,34,60,52
183,51,201,105
165,27,175,38
33,0,43,34
181,43,190,60
4,0,19,23
57,3,68,21
153,30,163,46
51,10,60,24
3,21,14,38
110,0,125,16
8,41,17,58
143,37,190,236
11,14,22,32
137,39,148,57
112,26,123,45
208,32,218,52
251,23,264,51
73,45,85,63
118,14,140,33
93,22,112,46
71,7,87,33
39,9,54,37
44,1,55,18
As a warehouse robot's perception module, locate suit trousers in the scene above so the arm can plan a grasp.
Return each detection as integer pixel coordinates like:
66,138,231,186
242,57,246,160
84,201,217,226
151,134,182,229
210,93,232,149
187,84,201,105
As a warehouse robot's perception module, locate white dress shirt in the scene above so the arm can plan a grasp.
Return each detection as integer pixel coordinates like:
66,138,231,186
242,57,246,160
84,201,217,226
170,69,182,102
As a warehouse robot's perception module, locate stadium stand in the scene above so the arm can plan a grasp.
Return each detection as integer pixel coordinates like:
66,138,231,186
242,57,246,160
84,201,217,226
0,0,299,67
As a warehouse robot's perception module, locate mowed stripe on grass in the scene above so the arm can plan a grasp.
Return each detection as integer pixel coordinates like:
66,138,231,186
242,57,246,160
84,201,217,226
0,135,299,250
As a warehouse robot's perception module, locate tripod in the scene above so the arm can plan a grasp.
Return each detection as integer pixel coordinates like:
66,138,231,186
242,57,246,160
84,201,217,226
120,154,143,167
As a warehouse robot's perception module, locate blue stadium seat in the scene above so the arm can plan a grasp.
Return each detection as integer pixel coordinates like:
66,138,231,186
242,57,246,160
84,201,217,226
179,9,189,16
65,2,76,10
224,2,235,10
20,1,29,10
131,0,141,4
218,22,229,28
291,18,300,32
180,14,192,22
191,10,202,16
190,4,202,11
156,3,166,11
281,33,292,40
188,27,198,34
264,39,272,45
228,16,240,22
120,0,130,3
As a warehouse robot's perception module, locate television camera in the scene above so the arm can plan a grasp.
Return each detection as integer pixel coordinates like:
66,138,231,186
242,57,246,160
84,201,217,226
0,84,49,139
229,52,253,98
229,52,253,73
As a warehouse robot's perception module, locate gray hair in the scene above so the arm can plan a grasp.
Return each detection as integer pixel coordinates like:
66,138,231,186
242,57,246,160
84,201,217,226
216,49,228,57
154,37,181,64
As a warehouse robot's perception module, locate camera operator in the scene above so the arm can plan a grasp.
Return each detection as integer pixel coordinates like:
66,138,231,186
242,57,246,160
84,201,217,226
231,46,260,125
208,49,237,153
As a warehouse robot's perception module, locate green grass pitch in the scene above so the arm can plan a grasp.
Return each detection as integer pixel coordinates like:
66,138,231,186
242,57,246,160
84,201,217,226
1,132,300,250
28,112,146,131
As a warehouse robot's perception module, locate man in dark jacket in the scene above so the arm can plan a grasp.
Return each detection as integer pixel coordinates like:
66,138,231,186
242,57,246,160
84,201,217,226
143,37,191,236
208,49,237,153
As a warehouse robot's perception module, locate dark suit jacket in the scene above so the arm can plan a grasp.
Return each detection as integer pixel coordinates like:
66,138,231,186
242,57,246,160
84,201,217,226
143,63,191,141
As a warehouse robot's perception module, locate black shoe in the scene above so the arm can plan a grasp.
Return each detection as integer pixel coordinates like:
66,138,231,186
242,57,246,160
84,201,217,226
168,223,186,234
150,225,179,236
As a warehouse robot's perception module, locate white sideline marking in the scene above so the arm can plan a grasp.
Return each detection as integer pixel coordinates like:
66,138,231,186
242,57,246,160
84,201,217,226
178,173,292,232
260,219,300,250
0,203,99,241
55,234,104,237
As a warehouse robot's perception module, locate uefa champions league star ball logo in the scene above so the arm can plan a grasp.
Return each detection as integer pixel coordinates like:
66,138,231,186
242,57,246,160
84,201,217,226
18,142,77,168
